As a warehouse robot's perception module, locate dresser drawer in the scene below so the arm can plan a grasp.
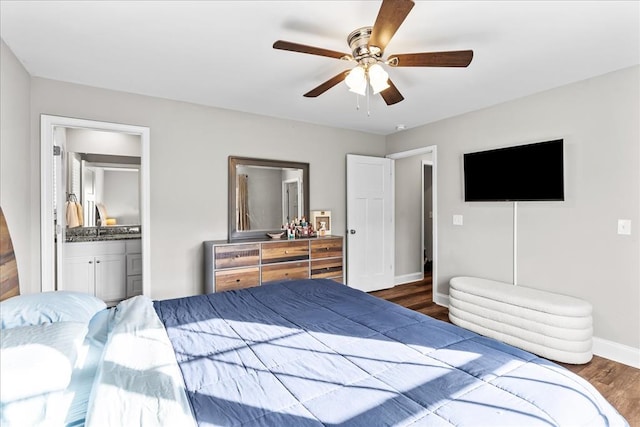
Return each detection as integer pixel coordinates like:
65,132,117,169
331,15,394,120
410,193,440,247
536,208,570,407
214,244,260,269
215,267,260,292
261,241,309,264
261,261,309,283
311,258,343,279
310,238,343,259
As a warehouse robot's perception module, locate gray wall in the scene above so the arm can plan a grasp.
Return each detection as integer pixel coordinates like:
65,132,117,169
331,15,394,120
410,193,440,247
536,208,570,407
0,40,33,292
102,169,140,225
66,128,141,156
387,66,640,350
25,77,385,299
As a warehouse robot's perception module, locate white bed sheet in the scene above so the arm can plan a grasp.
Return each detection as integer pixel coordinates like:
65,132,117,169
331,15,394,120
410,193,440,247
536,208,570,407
85,296,196,427
0,309,111,427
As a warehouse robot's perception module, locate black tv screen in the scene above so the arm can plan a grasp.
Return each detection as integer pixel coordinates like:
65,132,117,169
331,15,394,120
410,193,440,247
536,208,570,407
464,139,564,202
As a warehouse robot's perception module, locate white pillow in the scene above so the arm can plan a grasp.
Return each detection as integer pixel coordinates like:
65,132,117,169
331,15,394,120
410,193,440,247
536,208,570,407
0,321,89,402
0,291,106,329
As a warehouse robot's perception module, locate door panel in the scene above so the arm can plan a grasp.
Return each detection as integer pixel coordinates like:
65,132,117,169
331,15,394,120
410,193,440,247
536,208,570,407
95,254,126,302
346,154,394,292
62,256,94,294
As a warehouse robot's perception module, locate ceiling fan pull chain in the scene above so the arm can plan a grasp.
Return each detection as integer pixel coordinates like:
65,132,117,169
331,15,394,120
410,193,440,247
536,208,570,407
356,93,361,111
367,84,371,117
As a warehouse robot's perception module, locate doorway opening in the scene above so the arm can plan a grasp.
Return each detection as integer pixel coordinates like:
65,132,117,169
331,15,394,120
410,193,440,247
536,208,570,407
386,145,438,303
423,161,433,275
40,115,150,299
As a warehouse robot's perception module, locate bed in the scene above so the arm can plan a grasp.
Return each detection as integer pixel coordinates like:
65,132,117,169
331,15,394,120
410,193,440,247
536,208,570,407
0,208,629,426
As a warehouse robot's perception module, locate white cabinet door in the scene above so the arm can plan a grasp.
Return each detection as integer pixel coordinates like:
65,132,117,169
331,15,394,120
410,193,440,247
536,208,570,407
127,275,143,298
63,256,95,295
64,242,128,304
95,254,126,303
127,254,143,275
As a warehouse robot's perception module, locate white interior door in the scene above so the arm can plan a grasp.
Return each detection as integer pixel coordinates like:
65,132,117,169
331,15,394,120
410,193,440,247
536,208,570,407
53,127,67,290
346,154,394,292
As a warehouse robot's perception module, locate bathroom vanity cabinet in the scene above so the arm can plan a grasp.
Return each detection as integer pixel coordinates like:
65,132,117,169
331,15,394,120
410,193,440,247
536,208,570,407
125,240,143,298
63,239,142,305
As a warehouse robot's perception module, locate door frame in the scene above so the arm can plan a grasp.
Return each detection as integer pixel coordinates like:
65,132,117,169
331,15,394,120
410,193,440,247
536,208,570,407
40,115,151,297
386,145,440,305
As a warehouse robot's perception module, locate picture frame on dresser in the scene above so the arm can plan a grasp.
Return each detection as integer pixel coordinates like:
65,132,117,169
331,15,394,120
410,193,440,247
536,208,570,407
311,210,331,236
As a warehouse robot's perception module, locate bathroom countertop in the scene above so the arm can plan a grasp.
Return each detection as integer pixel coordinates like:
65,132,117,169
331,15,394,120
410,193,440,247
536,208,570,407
65,226,141,243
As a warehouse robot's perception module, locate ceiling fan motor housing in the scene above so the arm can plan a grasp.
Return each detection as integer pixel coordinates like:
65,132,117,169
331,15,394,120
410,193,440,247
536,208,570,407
348,27,382,65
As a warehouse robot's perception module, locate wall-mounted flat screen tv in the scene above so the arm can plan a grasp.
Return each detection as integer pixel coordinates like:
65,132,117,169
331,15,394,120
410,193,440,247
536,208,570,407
464,139,564,202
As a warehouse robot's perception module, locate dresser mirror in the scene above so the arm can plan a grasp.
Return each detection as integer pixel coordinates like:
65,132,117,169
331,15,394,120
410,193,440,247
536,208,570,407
228,156,309,241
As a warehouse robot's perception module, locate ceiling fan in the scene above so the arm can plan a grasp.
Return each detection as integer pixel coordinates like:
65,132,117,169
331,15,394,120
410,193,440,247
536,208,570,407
273,0,473,105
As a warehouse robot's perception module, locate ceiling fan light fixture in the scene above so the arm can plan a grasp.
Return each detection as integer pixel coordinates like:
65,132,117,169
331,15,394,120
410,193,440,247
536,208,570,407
273,0,473,106
368,63,390,94
345,65,367,96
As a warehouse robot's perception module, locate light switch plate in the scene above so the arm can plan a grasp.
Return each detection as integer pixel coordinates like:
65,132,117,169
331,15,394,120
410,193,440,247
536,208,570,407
453,215,463,226
617,219,631,235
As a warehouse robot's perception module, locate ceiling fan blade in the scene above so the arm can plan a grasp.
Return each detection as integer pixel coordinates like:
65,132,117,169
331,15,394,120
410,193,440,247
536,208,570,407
380,79,404,105
303,71,350,98
273,40,352,60
369,0,415,52
388,50,474,67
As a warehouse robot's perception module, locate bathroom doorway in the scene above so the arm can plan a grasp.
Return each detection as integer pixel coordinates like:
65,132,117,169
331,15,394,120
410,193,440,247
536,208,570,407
40,115,150,298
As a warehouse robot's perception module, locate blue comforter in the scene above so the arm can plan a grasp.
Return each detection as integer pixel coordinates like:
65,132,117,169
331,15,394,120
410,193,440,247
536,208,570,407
154,279,627,426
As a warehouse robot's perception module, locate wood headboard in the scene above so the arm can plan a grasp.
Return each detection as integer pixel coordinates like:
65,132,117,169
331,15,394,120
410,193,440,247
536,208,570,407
0,207,20,301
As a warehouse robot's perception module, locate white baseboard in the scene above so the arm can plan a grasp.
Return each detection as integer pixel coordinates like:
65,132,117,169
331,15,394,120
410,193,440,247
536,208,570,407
592,337,640,369
394,272,423,286
434,292,449,308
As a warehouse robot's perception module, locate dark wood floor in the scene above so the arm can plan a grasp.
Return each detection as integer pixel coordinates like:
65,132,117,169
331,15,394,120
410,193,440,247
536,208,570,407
370,274,640,425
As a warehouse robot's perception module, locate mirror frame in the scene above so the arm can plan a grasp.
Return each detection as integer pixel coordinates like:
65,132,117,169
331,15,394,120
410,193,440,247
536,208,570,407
228,156,310,241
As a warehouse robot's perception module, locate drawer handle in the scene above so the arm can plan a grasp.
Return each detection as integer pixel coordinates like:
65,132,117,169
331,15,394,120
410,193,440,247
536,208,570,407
285,273,289,276
96,260,101,264
88,261,93,264
285,250,289,254
235,279,240,283
325,247,329,251
235,254,240,258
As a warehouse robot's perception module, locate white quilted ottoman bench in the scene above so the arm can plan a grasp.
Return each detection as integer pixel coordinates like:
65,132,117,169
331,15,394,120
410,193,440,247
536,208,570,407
449,276,593,364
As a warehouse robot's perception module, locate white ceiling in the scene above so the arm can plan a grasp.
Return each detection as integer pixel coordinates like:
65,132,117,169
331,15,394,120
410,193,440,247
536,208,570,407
1,1,638,135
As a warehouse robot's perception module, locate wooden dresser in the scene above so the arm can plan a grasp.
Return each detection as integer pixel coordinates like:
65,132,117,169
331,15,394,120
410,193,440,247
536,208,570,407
203,236,343,293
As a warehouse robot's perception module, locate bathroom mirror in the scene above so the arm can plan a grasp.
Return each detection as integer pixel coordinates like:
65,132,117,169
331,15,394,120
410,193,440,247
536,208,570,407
228,156,309,241
66,152,141,227
61,127,142,228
